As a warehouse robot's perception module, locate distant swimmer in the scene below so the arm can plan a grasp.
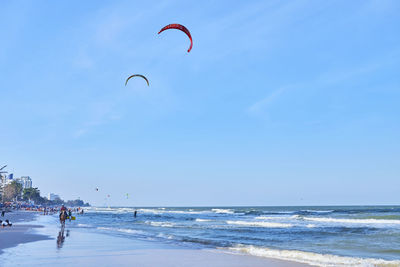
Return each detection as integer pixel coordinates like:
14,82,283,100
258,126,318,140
68,209,72,221
134,210,137,218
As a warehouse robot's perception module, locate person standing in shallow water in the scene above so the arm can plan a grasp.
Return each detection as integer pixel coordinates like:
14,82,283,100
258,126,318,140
134,210,137,218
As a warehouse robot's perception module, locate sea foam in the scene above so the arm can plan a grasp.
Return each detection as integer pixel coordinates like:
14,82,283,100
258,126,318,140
97,227,145,235
226,220,292,228
212,209,235,214
303,217,400,225
195,219,212,222
227,245,400,267
145,221,176,227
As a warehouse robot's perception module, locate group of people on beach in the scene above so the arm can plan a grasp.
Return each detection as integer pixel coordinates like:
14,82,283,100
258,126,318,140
43,206,84,216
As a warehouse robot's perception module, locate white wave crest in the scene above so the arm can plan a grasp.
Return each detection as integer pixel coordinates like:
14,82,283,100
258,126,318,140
97,227,145,235
156,233,174,239
85,207,138,214
255,215,299,220
77,223,92,228
195,219,212,222
303,217,400,225
212,209,234,214
227,245,400,267
145,221,176,227
226,220,292,228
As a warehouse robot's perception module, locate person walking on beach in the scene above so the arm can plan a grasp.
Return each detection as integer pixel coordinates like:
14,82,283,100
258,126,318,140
1,208,5,217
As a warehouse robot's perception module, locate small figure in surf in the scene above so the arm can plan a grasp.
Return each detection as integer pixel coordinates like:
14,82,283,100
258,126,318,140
68,209,72,221
134,210,137,218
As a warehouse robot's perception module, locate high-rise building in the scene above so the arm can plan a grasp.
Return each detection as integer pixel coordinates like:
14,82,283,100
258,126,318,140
18,176,32,189
48,193,60,201
1,175,33,190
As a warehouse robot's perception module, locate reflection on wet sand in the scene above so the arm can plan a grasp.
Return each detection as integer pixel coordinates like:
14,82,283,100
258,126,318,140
56,226,69,249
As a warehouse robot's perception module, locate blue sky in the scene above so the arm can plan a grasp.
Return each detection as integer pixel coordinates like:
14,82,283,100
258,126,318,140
1,0,399,206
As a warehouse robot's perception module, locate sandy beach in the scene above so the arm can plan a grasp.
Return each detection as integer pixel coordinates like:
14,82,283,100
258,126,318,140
0,211,50,254
0,211,309,267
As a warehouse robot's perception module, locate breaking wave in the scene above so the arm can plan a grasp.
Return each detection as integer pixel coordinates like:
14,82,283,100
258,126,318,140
211,209,235,214
303,217,400,225
227,245,400,267
226,220,293,228
195,219,212,222
97,227,145,235
145,221,176,228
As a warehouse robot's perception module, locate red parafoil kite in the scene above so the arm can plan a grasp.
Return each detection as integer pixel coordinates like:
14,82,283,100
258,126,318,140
158,24,193,53
125,74,149,86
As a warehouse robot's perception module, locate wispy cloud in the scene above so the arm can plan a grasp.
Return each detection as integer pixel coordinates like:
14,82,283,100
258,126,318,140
247,86,288,114
247,53,397,116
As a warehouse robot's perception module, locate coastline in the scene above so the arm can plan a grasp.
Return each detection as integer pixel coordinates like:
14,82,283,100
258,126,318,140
2,208,399,266
0,211,309,267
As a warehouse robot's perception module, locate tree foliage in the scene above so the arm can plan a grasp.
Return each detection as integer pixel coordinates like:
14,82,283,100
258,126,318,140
3,184,90,206
65,199,89,207
3,181,22,202
22,187,42,203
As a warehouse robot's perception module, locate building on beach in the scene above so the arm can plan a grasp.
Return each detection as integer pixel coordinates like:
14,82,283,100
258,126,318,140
0,174,33,196
16,176,33,189
48,193,61,201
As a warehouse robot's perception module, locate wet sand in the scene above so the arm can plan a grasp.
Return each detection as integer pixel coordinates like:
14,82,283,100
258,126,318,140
0,211,50,254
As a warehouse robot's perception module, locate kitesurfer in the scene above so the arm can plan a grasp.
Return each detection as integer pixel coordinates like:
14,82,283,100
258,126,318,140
158,23,193,52
125,74,149,86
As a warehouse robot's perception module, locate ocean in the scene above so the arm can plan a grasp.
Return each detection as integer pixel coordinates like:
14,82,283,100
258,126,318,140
73,206,400,266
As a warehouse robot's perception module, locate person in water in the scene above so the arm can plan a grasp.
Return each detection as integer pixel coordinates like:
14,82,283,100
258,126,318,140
134,210,137,218
68,209,72,221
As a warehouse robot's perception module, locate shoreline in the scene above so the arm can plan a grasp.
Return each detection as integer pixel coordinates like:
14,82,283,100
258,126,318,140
0,211,51,254
0,211,310,266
